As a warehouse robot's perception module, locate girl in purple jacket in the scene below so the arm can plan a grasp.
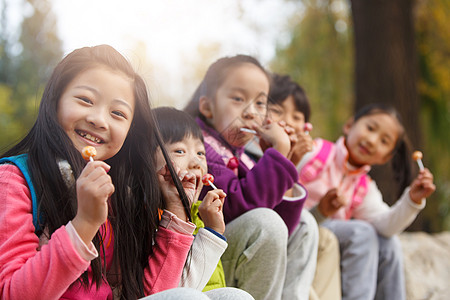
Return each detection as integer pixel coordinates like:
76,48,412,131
184,55,319,300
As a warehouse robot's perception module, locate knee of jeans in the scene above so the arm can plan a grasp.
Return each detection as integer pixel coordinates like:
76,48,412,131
348,220,378,248
246,208,288,245
379,235,403,262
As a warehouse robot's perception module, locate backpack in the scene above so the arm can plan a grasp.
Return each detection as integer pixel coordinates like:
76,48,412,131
0,154,42,233
299,139,369,217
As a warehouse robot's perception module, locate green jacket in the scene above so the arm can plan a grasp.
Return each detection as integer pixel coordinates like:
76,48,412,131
191,201,227,291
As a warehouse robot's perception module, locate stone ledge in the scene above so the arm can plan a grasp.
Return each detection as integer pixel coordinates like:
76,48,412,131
400,231,450,300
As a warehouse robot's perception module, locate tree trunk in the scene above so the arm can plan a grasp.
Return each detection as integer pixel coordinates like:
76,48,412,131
350,0,424,230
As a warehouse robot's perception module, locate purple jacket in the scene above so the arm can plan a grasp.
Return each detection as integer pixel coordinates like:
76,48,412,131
198,119,306,235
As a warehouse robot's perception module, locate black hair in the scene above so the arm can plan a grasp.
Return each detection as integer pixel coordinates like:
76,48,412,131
353,103,413,198
154,106,204,144
1,45,190,299
184,54,270,120
268,73,311,122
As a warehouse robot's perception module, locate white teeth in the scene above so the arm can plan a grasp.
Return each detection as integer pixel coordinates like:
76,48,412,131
78,131,102,143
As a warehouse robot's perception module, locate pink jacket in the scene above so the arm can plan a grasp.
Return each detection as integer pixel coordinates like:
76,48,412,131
299,137,371,219
0,164,194,299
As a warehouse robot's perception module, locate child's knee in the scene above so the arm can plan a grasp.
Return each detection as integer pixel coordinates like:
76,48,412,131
343,220,378,250
247,208,289,244
378,235,403,263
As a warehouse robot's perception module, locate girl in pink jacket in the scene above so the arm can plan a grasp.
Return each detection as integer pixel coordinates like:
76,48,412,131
0,45,206,299
298,103,436,300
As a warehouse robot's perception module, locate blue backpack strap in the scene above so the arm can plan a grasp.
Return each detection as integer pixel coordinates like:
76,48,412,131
0,154,41,232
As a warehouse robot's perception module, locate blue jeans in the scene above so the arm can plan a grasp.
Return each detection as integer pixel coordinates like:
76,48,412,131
322,219,405,300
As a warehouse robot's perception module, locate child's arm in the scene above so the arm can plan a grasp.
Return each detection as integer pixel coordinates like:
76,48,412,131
204,143,299,227
72,160,113,245
143,225,195,294
181,190,227,291
0,165,94,299
353,170,435,237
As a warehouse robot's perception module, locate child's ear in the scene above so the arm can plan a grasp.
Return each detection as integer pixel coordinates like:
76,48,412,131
343,117,354,135
199,96,213,119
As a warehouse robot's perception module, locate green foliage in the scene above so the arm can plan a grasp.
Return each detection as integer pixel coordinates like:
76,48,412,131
271,0,353,140
272,0,450,231
416,0,450,231
0,0,62,152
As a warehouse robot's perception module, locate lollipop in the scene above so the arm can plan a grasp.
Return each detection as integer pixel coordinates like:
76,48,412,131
82,146,97,162
412,151,424,171
304,122,313,135
240,128,257,134
202,173,218,189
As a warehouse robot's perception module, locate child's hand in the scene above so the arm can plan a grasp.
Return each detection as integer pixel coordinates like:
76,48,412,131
409,168,436,204
198,189,226,235
73,161,114,245
318,188,346,217
255,119,291,157
287,131,313,166
157,164,196,221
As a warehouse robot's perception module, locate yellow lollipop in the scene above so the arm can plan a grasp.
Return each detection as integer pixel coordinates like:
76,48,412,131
82,146,97,162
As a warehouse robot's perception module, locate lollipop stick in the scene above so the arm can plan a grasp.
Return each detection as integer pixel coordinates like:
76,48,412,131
208,180,218,190
412,151,424,171
89,156,94,162
240,128,257,134
417,159,424,171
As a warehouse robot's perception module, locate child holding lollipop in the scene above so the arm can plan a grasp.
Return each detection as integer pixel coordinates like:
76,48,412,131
184,55,318,300
0,45,216,299
298,103,436,300
252,73,341,300
154,106,253,299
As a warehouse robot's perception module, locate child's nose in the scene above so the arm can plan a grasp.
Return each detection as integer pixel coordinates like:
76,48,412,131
188,156,201,169
86,110,108,130
243,103,257,119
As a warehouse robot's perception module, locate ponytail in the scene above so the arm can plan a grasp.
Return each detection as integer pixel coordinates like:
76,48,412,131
391,134,414,198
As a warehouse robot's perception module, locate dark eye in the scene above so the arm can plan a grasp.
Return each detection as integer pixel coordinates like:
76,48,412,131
256,100,267,107
197,151,205,156
77,96,92,104
232,96,244,102
174,149,185,154
269,107,282,115
112,110,127,119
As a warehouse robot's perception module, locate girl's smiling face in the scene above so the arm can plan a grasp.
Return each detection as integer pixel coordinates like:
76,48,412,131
57,66,135,161
344,112,401,167
199,63,270,147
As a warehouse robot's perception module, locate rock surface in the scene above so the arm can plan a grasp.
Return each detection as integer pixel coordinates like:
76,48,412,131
400,231,450,300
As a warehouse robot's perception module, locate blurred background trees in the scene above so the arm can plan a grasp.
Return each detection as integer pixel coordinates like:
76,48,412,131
0,0,62,149
1,0,448,232
271,0,449,232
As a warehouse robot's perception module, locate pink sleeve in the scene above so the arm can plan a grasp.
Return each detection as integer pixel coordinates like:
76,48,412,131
143,226,194,295
0,165,91,299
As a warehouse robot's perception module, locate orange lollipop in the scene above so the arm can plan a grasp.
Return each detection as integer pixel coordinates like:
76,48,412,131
412,151,424,171
202,174,218,189
82,146,97,162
